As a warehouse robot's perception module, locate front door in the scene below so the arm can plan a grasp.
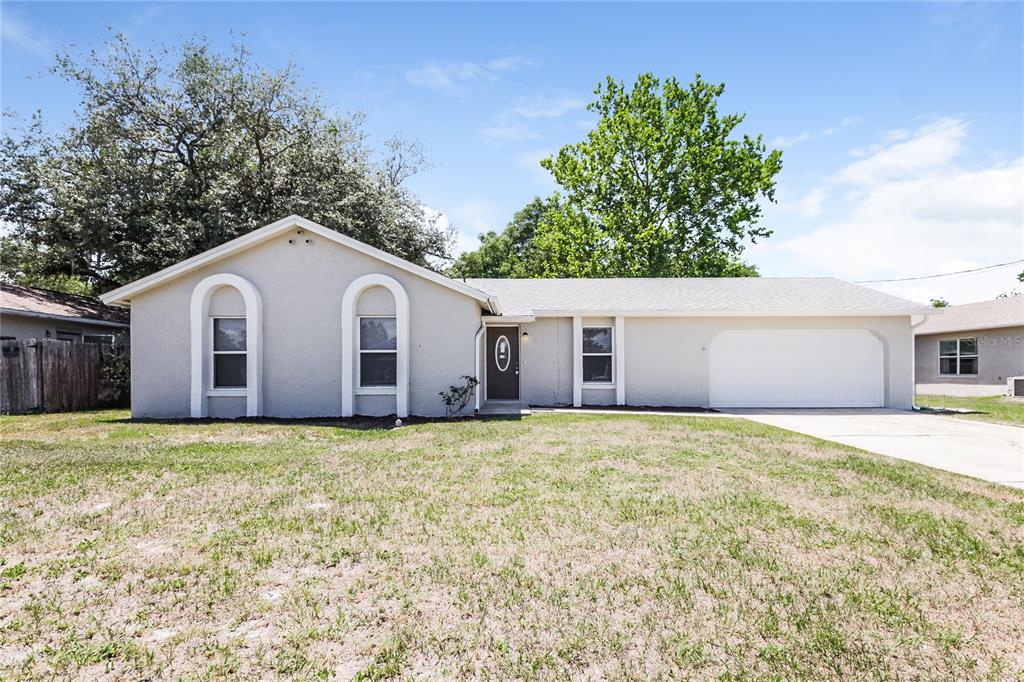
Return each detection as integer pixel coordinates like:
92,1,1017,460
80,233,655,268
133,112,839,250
486,326,519,400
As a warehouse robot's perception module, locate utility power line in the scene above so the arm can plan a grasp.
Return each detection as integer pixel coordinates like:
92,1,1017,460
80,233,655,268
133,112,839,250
854,259,1024,284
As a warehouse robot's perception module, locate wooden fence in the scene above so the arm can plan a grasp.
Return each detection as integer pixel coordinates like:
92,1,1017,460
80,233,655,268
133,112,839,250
1,339,117,414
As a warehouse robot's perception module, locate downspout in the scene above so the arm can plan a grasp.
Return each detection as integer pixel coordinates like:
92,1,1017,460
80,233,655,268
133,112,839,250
910,314,927,410
474,321,485,411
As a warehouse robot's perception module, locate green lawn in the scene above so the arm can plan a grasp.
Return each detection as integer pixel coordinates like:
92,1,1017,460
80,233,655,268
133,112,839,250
916,393,1024,427
1,410,1022,680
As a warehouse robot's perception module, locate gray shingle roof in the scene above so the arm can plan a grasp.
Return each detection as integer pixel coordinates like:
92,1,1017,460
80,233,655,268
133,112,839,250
1,283,130,326
914,296,1024,335
465,277,930,316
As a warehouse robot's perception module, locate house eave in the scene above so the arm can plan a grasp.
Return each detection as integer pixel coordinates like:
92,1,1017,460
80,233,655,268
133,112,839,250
526,308,936,318
99,215,498,311
0,307,129,328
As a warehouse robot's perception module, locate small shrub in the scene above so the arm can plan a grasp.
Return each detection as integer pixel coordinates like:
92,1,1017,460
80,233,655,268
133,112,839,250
100,345,131,405
439,375,479,418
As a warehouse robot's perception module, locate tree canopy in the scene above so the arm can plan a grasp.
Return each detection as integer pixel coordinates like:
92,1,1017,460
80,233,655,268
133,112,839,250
452,73,782,279
0,35,450,293
448,196,556,278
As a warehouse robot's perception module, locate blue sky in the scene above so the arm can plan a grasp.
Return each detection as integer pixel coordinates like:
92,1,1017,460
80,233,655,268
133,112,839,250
2,1,1021,302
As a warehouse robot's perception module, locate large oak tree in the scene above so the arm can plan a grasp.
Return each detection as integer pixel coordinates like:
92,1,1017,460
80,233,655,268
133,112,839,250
0,35,450,293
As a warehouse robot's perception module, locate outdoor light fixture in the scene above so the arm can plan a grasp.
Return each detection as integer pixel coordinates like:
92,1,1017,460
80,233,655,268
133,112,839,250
522,331,529,338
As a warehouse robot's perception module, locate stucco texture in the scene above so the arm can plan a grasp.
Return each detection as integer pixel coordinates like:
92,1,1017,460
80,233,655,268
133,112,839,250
915,326,1024,392
514,315,914,410
129,226,482,418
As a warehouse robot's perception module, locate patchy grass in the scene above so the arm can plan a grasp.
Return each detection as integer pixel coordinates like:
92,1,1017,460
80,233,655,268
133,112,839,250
916,393,1024,427
1,409,1022,680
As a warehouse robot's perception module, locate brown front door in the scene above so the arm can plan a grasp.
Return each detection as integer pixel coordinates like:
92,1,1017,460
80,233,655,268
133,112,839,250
486,327,519,400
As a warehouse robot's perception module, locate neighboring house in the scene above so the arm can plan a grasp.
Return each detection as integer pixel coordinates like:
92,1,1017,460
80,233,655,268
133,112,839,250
99,215,933,419
914,297,1024,396
0,283,129,344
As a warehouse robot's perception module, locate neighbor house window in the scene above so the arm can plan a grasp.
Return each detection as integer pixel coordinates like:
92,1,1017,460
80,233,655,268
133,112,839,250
212,317,247,388
83,334,115,345
359,317,397,387
939,337,978,376
582,326,614,384
56,330,81,342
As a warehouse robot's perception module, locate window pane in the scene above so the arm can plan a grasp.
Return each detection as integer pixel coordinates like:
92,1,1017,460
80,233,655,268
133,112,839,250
582,327,612,354
959,357,978,375
83,334,114,345
959,338,977,355
214,318,247,351
939,357,958,375
361,352,397,386
582,355,613,383
938,340,957,356
360,318,397,351
214,354,247,388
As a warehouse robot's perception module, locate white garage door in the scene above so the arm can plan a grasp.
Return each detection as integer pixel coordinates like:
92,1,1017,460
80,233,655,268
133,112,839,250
709,329,883,408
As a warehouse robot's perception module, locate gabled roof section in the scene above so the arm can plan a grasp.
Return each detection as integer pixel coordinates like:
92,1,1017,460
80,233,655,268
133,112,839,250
1,283,130,327
465,277,934,317
914,296,1024,335
99,215,500,313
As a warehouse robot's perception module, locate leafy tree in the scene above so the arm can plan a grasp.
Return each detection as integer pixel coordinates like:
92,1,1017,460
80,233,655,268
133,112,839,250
448,197,557,278
533,73,781,278
930,298,949,308
0,35,450,292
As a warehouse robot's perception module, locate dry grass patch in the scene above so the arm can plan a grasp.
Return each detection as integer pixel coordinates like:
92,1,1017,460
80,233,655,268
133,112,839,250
0,410,1022,680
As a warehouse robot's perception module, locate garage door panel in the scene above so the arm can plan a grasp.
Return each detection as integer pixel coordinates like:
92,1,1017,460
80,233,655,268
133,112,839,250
709,329,883,408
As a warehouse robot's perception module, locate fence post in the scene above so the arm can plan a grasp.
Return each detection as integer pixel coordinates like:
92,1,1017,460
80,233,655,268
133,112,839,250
36,340,45,412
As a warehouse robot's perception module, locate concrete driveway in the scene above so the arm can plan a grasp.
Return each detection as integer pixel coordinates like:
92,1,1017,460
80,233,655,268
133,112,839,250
726,409,1024,489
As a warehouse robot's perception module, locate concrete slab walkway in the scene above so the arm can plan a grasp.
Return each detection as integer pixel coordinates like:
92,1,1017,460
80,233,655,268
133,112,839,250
726,408,1024,489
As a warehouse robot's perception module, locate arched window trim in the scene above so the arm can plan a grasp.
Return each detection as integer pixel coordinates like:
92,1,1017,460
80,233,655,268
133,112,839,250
341,274,409,418
190,274,262,418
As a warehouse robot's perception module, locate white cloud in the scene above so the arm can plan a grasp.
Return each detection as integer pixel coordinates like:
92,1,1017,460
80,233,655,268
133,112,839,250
479,93,584,145
772,117,1023,304
835,118,966,185
510,95,584,119
1,7,49,57
404,55,537,93
771,116,860,148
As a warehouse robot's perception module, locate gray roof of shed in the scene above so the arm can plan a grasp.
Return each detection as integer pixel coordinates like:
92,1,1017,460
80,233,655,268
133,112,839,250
914,296,1024,335
466,277,931,317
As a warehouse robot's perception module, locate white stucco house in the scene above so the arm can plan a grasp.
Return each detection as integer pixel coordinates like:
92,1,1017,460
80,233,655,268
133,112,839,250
100,216,934,419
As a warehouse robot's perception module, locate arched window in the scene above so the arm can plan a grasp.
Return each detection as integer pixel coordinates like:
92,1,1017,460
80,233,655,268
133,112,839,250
341,274,409,417
190,274,262,417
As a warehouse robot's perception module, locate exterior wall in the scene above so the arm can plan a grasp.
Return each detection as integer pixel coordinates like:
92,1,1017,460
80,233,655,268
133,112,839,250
518,318,572,406
129,227,482,418
515,315,915,410
0,312,128,344
915,325,1024,393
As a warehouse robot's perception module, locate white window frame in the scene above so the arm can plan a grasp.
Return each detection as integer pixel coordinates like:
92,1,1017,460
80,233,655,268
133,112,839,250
356,315,398,394
210,316,248,391
938,337,978,377
83,333,115,345
581,325,615,386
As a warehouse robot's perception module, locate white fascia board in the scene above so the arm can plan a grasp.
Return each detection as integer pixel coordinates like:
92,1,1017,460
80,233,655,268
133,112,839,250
99,215,499,312
0,308,129,328
482,314,535,323
530,308,935,317
915,321,1024,336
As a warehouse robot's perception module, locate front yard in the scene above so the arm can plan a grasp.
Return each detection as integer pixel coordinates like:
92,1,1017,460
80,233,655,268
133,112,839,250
1,410,1022,680
916,393,1024,427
